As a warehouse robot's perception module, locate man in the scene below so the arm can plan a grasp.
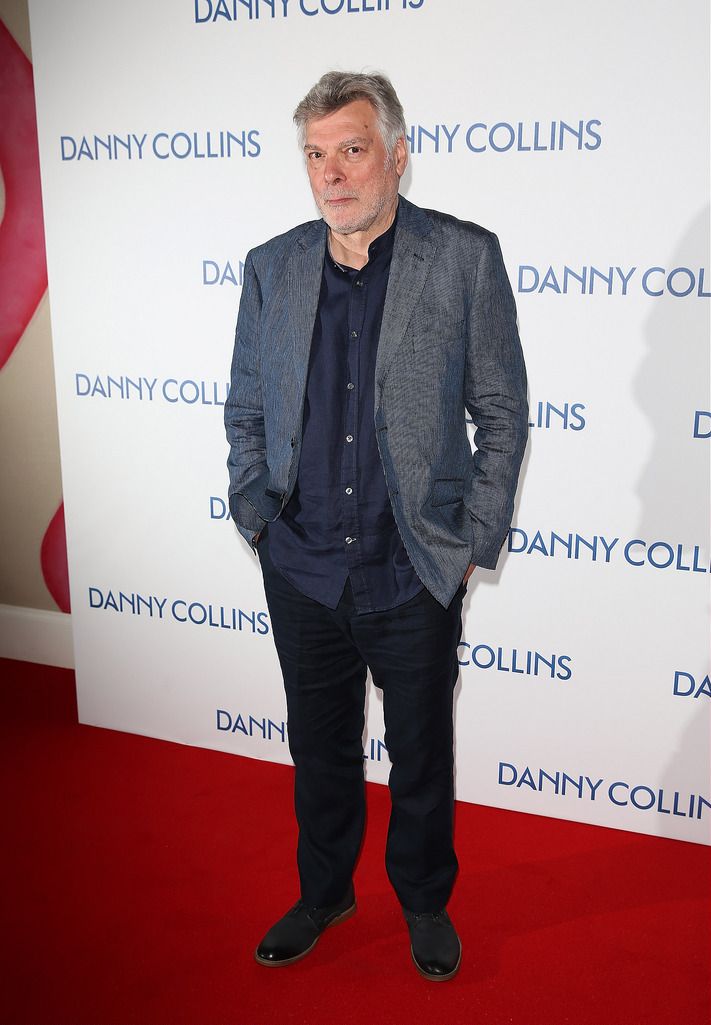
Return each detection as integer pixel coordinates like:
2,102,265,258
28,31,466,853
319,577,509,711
225,71,527,981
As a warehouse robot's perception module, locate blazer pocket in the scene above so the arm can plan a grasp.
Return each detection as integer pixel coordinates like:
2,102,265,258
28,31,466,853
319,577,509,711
426,478,470,540
429,477,465,507
411,314,465,353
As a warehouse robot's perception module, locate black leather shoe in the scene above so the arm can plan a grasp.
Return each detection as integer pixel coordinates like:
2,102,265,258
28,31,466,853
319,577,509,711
255,886,356,966
403,908,461,981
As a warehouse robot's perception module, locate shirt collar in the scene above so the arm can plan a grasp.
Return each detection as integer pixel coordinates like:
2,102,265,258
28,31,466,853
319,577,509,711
326,200,399,273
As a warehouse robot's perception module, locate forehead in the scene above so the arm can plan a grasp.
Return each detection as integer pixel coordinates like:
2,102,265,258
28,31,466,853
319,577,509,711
304,98,382,147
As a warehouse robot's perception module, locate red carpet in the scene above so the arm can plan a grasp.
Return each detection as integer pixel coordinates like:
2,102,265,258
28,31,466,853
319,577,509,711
1,657,709,1025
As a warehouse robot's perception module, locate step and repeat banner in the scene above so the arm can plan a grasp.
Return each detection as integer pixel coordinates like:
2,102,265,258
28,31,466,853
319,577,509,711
29,0,709,844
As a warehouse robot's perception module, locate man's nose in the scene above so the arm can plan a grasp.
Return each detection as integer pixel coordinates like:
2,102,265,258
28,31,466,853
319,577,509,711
323,156,344,184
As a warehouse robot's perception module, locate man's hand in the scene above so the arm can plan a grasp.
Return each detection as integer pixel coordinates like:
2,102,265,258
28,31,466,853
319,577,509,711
463,564,476,585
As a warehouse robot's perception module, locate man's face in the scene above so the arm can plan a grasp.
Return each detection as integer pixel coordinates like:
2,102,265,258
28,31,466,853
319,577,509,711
303,99,407,237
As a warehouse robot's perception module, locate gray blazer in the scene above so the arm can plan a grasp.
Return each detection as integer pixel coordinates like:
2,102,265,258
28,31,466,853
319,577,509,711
225,195,528,607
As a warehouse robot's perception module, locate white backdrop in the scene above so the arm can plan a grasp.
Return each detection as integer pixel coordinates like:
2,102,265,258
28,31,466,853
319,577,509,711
29,0,710,844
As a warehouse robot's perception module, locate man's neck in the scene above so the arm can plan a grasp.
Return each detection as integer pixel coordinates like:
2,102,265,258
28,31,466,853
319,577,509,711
328,197,399,271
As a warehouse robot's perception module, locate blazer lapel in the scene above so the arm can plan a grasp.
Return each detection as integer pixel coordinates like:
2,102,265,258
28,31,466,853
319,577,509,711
375,198,436,401
287,220,327,393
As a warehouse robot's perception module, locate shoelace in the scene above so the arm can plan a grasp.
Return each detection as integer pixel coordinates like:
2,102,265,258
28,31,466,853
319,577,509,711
409,910,445,922
287,899,328,922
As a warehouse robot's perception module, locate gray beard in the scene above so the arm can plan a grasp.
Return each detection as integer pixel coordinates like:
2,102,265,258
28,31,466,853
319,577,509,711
319,191,391,236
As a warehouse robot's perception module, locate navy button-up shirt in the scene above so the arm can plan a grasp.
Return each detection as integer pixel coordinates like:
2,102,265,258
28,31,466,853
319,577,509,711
267,214,423,614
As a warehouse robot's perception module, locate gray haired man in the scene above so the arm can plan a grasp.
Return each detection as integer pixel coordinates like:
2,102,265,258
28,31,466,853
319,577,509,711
225,71,528,980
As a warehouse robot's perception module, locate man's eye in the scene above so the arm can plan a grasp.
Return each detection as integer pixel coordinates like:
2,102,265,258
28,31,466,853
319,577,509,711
347,147,361,155
307,151,323,160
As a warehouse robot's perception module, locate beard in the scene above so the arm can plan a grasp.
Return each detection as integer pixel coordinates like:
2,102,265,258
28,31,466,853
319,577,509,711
317,193,389,235
313,158,398,235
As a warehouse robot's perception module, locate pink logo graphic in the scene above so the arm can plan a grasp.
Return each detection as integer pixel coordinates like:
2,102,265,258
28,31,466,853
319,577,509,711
41,503,70,613
1,21,69,611
0,19,48,369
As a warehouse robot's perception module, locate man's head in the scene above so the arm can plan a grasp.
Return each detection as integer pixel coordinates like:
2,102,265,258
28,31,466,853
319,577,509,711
293,71,408,239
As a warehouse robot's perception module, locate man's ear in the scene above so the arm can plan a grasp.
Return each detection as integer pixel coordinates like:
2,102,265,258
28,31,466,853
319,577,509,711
394,135,408,178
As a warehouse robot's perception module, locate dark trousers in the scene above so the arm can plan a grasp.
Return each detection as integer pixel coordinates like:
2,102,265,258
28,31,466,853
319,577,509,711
258,533,464,913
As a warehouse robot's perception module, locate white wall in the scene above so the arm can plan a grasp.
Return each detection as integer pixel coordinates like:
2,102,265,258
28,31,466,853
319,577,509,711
29,0,710,844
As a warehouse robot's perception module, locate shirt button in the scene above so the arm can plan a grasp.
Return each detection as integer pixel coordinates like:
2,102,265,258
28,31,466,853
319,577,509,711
347,382,355,390
345,536,356,544
346,434,353,443
345,487,353,495
355,280,363,287
350,330,358,339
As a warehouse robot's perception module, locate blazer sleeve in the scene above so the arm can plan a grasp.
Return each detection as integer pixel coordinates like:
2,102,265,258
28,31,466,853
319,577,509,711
224,251,269,547
464,232,528,569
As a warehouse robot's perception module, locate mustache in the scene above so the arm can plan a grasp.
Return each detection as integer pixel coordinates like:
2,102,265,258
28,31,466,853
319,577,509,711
321,191,358,202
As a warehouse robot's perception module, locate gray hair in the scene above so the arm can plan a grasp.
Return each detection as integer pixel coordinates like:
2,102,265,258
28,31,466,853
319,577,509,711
293,71,407,154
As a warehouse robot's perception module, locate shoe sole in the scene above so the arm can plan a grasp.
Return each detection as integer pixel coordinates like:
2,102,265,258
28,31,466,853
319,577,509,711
254,902,357,967
410,943,462,982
